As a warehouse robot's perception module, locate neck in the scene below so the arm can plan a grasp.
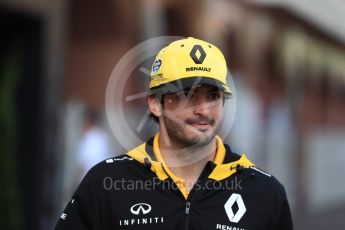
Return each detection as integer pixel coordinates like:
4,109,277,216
157,132,217,191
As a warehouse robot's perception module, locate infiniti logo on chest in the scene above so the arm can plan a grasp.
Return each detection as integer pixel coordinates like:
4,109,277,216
119,203,164,226
130,203,152,215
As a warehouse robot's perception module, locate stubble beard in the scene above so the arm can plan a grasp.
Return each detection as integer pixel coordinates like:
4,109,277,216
162,114,219,149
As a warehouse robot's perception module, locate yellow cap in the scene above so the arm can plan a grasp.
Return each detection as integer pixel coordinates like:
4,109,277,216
149,37,232,97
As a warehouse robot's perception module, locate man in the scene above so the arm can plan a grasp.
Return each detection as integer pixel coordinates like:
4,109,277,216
56,37,293,230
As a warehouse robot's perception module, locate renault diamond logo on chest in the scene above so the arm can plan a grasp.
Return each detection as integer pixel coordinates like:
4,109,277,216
224,193,246,223
130,203,151,215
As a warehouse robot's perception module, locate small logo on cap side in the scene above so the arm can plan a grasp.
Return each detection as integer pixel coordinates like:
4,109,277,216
152,59,162,74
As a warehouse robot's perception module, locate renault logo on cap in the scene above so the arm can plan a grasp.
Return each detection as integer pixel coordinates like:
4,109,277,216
224,193,246,223
130,203,152,215
190,45,206,64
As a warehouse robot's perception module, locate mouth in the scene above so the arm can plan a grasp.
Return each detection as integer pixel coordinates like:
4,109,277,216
185,119,215,132
190,122,212,131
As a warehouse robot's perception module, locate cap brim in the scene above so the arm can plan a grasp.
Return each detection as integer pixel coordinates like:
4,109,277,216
149,76,232,98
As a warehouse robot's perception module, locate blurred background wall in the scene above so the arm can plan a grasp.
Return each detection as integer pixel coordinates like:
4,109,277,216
0,0,344,229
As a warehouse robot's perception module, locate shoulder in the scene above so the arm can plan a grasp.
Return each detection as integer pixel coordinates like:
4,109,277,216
84,154,142,180
246,166,288,201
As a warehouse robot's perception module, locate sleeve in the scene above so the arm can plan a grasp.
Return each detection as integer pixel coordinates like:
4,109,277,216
55,169,101,230
270,186,293,230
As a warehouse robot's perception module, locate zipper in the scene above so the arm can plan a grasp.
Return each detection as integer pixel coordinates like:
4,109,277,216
185,202,191,230
183,162,214,230
160,162,212,229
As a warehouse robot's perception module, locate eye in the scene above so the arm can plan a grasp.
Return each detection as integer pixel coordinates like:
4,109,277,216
208,91,221,101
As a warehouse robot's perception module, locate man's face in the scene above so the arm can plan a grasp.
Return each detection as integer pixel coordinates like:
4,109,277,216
161,85,224,148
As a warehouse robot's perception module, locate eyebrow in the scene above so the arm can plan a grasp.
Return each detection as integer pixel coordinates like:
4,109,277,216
188,87,220,94
207,88,221,93
174,86,220,95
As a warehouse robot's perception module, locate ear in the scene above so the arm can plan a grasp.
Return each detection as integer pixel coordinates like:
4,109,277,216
147,96,163,117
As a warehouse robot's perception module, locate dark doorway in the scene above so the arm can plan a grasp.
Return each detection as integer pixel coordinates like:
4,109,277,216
0,7,44,230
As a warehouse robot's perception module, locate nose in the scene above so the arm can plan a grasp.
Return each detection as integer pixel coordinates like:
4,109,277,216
192,96,213,116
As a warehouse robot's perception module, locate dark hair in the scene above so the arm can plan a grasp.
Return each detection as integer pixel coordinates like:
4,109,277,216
149,113,159,123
